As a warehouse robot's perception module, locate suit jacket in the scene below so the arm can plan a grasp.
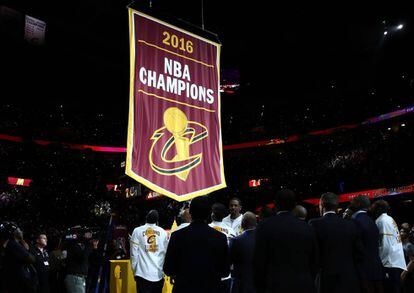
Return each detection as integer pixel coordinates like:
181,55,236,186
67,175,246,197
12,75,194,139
163,221,230,293
254,212,318,293
309,213,362,293
230,229,256,293
352,212,383,281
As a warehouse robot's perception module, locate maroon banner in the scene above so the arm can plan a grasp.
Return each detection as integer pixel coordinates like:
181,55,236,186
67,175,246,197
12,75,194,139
126,9,226,201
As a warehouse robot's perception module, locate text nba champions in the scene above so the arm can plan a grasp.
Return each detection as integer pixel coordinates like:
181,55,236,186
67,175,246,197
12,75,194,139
138,32,215,105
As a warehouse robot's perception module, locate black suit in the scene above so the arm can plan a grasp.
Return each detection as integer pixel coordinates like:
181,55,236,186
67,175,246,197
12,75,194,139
30,246,50,293
163,221,230,293
309,213,362,293
254,212,318,293
230,229,256,293
352,212,383,292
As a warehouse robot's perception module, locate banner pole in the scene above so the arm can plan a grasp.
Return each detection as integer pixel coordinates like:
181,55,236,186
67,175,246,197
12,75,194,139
201,0,205,30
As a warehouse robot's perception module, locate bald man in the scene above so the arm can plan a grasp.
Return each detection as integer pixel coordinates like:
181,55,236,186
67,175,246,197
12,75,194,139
292,205,308,221
230,212,257,293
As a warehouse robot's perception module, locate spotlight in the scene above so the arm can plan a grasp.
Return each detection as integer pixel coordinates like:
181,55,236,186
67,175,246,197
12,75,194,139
397,24,404,30
384,31,388,35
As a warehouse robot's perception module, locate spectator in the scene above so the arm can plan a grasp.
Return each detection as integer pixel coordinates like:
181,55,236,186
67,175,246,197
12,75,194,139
64,230,92,293
401,244,414,293
292,205,308,221
254,189,318,293
230,212,257,293
0,222,10,293
401,228,414,264
223,198,244,236
87,238,101,292
401,223,411,232
371,200,406,293
163,196,230,293
2,222,38,293
48,237,66,293
309,192,362,293
31,232,50,293
130,210,168,293
350,195,383,293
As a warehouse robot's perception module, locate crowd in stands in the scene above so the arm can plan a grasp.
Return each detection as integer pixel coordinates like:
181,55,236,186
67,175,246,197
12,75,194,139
1,112,413,226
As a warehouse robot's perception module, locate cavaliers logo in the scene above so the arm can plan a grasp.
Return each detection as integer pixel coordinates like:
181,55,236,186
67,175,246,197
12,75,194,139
149,107,208,181
144,227,158,253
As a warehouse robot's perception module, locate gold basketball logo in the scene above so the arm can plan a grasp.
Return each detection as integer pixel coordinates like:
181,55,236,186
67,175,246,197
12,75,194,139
144,228,158,253
114,265,122,293
149,107,208,181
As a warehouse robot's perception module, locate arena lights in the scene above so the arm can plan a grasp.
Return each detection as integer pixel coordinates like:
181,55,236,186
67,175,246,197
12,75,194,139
303,183,414,205
146,191,162,200
249,180,261,187
249,178,269,188
7,177,32,187
106,184,122,192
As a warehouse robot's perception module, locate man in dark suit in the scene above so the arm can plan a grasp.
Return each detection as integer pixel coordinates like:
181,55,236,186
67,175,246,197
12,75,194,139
254,189,318,293
230,211,257,293
163,196,230,293
309,192,362,293
350,195,384,293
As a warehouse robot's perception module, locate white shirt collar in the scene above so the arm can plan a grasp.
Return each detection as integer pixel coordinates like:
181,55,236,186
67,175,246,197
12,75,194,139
351,210,367,219
211,221,222,225
323,211,336,216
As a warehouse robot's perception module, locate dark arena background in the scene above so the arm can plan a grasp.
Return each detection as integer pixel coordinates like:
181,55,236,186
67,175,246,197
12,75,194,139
1,1,414,292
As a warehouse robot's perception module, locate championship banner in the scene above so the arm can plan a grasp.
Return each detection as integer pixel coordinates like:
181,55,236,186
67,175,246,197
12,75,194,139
126,8,226,201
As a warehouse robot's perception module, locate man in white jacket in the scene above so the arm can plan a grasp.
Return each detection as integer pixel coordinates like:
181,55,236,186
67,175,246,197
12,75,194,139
372,200,406,293
130,210,168,293
223,198,243,236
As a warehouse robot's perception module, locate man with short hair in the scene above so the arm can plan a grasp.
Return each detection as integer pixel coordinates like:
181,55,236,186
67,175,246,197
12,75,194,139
130,210,169,293
254,189,318,293
309,192,362,293
350,195,383,293
164,196,230,293
173,208,191,233
230,212,257,293
210,203,236,239
401,228,414,264
371,200,406,293
292,205,308,221
31,232,50,293
401,223,411,232
223,198,243,236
